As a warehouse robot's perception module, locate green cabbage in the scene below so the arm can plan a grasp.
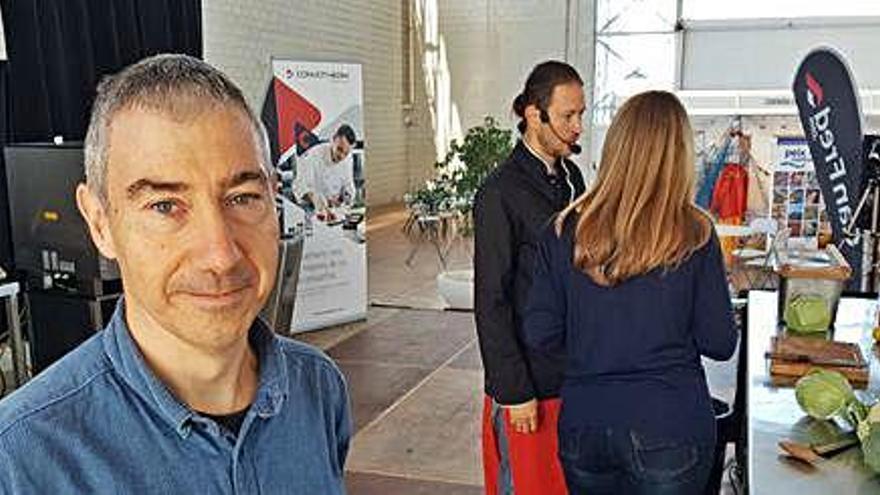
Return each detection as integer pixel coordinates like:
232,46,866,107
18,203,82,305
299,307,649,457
859,419,880,473
784,294,832,333
795,369,857,420
796,369,880,473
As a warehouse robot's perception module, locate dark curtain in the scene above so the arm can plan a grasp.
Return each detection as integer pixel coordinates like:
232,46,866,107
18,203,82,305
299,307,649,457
0,0,201,271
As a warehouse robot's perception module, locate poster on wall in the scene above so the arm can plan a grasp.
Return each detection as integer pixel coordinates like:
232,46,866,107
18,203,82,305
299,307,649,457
770,136,831,249
262,59,366,333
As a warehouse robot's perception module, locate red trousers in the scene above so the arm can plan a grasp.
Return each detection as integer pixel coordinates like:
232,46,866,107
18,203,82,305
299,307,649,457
482,396,567,495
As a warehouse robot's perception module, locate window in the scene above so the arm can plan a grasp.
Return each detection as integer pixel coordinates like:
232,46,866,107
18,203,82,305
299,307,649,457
594,0,677,125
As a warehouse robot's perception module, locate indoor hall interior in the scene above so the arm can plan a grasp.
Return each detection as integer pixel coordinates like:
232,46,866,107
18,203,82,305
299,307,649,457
3,1,880,494
292,204,739,495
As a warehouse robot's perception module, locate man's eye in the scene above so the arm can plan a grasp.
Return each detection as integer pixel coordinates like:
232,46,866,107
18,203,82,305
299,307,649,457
148,200,178,215
227,193,263,207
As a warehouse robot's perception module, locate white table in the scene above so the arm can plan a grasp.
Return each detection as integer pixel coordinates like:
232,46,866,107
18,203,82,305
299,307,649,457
0,282,27,388
748,290,880,493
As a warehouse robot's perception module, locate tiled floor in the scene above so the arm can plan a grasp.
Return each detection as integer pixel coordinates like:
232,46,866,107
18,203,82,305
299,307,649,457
297,305,485,493
346,472,482,495
294,205,741,494
346,366,483,485
292,205,486,493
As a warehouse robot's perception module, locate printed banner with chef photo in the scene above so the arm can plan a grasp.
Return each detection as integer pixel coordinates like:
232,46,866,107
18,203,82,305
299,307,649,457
261,59,366,333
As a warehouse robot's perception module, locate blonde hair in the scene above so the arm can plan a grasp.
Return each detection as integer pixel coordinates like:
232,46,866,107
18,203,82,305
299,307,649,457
557,90,711,286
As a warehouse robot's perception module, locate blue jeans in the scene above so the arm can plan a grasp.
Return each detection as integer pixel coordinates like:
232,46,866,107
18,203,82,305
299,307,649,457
558,426,714,495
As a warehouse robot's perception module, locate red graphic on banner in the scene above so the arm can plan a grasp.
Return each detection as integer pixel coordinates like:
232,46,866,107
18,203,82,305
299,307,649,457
273,78,321,157
805,72,824,108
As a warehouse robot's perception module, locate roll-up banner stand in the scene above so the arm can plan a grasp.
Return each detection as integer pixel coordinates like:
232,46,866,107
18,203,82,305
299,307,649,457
261,60,367,332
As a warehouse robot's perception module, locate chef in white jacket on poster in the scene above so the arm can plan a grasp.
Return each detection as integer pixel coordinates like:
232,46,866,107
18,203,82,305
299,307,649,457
292,124,357,220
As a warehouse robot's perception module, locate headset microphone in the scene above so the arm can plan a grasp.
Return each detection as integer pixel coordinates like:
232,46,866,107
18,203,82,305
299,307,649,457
538,109,579,203
540,109,581,155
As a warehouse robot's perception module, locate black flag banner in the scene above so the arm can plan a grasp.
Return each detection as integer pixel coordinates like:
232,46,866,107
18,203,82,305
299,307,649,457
793,47,865,290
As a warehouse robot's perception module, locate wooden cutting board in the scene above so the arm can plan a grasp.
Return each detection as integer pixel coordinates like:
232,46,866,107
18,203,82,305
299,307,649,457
768,335,869,388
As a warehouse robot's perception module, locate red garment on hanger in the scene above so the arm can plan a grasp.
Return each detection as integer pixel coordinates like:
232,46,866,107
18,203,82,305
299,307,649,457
710,163,748,223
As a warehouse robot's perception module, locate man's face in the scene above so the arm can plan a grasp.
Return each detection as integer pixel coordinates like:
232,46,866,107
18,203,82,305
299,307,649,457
536,82,586,158
78,105,279,351
330,136,352,163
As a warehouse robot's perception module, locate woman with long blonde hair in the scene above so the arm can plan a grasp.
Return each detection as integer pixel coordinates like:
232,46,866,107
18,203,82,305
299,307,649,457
523,90,737,494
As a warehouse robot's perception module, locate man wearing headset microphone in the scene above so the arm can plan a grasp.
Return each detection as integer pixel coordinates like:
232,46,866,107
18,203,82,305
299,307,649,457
473,60,587,494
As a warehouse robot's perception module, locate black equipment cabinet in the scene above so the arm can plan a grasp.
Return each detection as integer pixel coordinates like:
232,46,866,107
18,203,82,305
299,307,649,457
4,142,121,373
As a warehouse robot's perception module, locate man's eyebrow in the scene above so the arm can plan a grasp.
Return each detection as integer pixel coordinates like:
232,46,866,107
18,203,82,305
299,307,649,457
222,170,268,189
126,179,189,200
124,170,267,200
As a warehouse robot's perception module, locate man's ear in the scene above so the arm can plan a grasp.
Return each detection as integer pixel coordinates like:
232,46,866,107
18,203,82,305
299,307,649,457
524,104,541,126
75,183,118,260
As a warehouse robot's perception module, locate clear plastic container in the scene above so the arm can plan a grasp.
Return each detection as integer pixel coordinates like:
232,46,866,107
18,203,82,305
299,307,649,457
775,245,851,336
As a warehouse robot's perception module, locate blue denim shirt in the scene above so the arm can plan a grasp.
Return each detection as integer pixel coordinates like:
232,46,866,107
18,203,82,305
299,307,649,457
0,300,351,494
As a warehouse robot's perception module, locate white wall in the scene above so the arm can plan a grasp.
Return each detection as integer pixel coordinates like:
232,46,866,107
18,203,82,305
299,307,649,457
203,0,431,206
412,0,594,178
438,0,568,131
204,1,595,204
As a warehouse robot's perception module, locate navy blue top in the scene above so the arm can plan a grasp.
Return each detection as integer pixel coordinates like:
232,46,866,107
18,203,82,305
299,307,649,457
523,220,737,445
0,299,351,494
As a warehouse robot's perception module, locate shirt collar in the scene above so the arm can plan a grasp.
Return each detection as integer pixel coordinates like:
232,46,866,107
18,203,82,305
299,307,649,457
521,137,555,173
102,298,289,438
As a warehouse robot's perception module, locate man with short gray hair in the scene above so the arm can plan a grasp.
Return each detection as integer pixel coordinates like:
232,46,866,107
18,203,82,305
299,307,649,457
0,54,351,494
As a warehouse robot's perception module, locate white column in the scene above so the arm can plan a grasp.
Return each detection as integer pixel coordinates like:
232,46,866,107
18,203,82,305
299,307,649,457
565,0,597,180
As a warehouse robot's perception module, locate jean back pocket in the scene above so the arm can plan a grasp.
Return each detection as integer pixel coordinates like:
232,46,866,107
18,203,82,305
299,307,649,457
629,431,700,483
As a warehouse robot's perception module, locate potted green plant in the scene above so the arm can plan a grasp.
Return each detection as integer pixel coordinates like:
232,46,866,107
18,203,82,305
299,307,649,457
406,116,513,221
405,116,513,309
